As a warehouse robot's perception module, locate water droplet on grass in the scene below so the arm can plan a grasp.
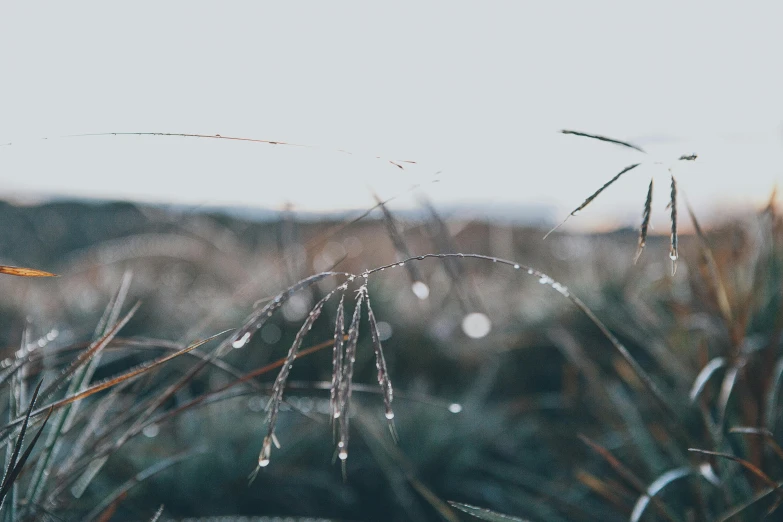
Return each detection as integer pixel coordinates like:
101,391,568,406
142,424,159,438
232,332,251,349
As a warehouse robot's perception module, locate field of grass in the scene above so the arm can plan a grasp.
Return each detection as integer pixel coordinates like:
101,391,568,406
0,148,781,521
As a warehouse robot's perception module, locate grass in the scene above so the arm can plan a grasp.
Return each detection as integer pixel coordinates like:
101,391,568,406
0,131,780,521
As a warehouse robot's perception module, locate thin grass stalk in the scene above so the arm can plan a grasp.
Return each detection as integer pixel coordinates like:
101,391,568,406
635,178,654,263
330,295,346,424
669,174,679,275
0,409,51,511
2,363,21,522
64,131,416,170
684,197,734,323
688,448,782,495
149,505,164,522
448,502,528,522
630,468,692,522
262,292,333,462
544,163,641,239
365,293,395,432
0,381,44,510
560,129,647,153
375,195,425,286
689,357,728,402
0,265,56,277
729,427,783,462
422,198,479,312
337,290,364,463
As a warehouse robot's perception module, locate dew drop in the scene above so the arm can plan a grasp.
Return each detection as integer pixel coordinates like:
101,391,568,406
669,252,678,261
411,281,430,300
258,458,270,467
527,269,534,275
513,264,520,269
142,424,159,438
461,313,492,339
232,332,251,349
397,262,405,267
448,403,463,414
385,411,395,420
338,450,348,460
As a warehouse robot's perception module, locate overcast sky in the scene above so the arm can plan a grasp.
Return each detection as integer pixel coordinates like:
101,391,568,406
1,3,781,229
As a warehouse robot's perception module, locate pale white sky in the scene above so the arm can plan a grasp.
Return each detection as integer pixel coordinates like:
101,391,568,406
1,3,781,229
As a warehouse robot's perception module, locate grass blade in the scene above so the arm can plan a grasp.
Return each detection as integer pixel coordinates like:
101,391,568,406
689,357,727,402
0,380,46,508
149,505,164,522
630,467,691,522
560,129,646,153
263,292,331,463
634,178,654,263
365,292,395,432
544,163,641,239
374,194,425,288
0,265,57,277
669,174,679,275
337,290,364,463
688,448,781,491
330,294,346,423
684,197,733,323
448,502,528,521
